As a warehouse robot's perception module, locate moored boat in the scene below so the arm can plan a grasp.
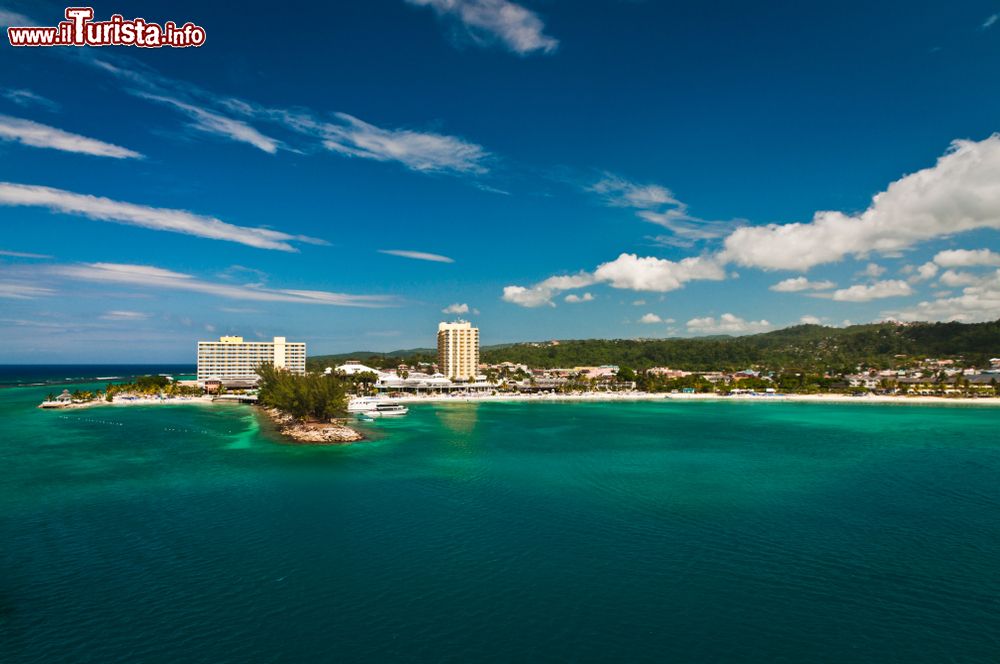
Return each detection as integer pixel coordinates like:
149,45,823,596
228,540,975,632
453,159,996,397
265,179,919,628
365,402,408,417
347,396,381,412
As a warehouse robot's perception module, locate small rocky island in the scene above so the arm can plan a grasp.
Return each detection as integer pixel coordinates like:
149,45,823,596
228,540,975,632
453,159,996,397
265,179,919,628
261,407,363,444
256,364,365,445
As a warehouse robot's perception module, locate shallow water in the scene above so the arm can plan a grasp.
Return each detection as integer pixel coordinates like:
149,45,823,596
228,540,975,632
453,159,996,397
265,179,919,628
2,375,1000,662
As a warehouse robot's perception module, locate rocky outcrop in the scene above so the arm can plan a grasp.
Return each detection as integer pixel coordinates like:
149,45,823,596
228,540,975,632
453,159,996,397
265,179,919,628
261,407,364,444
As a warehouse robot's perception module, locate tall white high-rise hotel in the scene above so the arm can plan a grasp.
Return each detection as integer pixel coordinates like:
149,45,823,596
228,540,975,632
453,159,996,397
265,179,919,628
197,335,305,386
437,321,479,381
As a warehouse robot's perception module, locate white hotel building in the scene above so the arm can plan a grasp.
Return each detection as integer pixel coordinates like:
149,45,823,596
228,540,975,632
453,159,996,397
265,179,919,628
197,335,306,387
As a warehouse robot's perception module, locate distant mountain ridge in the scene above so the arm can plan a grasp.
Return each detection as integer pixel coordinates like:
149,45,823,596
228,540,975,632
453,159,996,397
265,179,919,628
308,320,1000,372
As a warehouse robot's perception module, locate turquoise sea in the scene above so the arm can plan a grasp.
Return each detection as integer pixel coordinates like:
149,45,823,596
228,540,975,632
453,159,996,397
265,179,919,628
2,367,1000,662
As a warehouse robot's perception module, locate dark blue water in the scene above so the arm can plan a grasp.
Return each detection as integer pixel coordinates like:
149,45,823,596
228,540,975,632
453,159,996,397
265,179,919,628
0,364,196,387
2,370,1000,662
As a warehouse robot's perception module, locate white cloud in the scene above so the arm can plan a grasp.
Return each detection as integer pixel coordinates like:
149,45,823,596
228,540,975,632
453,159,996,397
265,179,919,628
0,318,74,329
218,264,268,287
887,269,1000,323
221,102,492,176
502,272,595,307
0,115,142,159
799,315,823,325
406,0,558,55
686,313,771,335
631,299,646,306
88,57,494,177
829,279,913,302
639,312,663,324
0,283,53,299
502,254,725,307
984,13,998,29
0,248,51,259
48,262,395,307
379,249,455,263
770,276,836,292
442,302,470,314
134,92,280,154
238,102,492,175
100,310,151,321
721,135,1000,270
933,248,1000,267
859,262,886,278
564,292,594,303
642,215,740,246
593,253,726,292
939,270,983,287
1,89,59,112
323,113,489,174
589,174,679,210
914,261,939,282
589,173,740,245
0,9,33,27
0,182,325,251
502,285,552,307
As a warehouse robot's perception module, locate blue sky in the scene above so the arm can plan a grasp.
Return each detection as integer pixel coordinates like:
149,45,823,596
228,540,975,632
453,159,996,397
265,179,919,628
1,0,999,362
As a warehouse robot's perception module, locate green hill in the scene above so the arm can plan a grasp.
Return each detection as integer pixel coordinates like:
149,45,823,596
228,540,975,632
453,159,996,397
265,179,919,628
309,320,1000,373
307,348,436,371
478,321,1000,372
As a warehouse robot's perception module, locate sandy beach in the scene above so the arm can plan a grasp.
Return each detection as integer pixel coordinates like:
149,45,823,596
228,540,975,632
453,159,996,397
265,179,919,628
43,395,218,410
391,392,1000,407
43,391,1000,412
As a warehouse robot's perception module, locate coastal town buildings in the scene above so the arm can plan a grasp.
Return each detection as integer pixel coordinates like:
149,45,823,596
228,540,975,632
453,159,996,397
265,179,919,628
437,321,480,381
647,367,692,379
326,362,494,394
572,365,619,379
196,335,305,388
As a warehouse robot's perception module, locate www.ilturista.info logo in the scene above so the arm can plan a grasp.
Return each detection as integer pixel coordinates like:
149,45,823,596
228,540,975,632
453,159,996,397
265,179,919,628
7,7,206,48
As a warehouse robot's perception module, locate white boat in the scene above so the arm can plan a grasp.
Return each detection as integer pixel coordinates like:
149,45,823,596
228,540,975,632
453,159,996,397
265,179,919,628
365,402,409,418
347,396,381,412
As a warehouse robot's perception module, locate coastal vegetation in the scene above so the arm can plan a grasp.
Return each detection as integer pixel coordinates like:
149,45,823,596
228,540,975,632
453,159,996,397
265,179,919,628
255,364,348,421
41,376,202,406
104,375,202,400
477,321,1000,372
310,320,1000,374
255,364,362,444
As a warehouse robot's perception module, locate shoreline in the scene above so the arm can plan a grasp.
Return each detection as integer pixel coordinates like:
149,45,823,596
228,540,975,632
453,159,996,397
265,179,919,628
388,392,1000,407
38,391,1000,412
39,395,218,410
39,396,367,444
259,407,365,445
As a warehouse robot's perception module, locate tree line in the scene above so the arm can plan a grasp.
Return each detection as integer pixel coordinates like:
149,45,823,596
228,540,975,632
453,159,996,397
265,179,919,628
256,364,349,421
307,320,999,375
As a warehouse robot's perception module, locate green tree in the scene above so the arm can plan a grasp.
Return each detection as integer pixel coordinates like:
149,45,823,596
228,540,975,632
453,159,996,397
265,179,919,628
616,366,637,382
256,363,348,421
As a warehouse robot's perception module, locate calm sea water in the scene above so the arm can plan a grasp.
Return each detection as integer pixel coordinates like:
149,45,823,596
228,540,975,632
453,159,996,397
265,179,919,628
0,364,196,387
2,368,1000,662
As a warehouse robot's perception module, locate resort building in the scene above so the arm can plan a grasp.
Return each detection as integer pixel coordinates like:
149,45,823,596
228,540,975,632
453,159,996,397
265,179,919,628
196,335,306,388
437,321,480,381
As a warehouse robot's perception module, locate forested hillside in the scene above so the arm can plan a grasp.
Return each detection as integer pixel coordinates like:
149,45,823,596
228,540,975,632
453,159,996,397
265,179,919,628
309,320,1000,373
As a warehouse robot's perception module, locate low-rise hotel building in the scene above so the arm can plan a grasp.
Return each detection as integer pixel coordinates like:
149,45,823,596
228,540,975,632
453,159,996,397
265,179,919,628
197,335,305,387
